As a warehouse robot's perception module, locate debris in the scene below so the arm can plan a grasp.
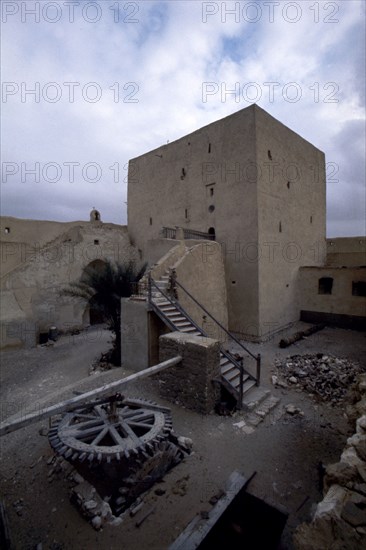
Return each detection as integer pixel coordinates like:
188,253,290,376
129,501,144,517
275,354,362,404
154,488,166,496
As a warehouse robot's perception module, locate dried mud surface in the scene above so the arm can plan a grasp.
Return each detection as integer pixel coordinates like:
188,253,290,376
1,324,365,549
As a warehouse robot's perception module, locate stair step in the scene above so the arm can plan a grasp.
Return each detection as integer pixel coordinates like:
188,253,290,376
227,373,250,389
179,326,197,333
157,301,175,307
241,379,257,396
166,311,187,322
220,358,232,368
242,387,270,410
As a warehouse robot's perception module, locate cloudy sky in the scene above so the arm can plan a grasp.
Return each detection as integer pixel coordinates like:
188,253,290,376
1,0,365,236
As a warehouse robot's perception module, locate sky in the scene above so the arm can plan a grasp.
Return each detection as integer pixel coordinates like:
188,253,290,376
1,0,365,237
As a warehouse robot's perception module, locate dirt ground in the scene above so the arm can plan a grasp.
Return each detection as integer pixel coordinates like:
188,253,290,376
1,323,365,550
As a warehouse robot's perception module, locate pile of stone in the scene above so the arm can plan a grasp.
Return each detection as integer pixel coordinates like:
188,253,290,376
293,374,366,549
273,354,363,404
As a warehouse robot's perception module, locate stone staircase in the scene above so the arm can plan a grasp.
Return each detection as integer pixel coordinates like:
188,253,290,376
143,274,258,406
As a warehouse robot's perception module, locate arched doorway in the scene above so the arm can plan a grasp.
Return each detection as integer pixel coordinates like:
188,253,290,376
81,260,107,325
208,227,216,240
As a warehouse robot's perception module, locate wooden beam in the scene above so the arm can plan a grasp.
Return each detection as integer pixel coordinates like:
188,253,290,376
0,356,182,437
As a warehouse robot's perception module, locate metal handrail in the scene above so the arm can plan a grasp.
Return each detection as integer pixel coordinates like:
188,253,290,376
148,274,208,337
174,278,261,386
148,274,259,388
174,279,258,361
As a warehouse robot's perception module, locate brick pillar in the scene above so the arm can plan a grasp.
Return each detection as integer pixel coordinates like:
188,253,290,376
158,332,220,414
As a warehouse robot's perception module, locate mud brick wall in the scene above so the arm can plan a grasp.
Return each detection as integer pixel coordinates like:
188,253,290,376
158,332,220,414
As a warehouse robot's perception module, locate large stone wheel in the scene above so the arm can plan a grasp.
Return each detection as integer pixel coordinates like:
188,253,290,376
48,398,172,464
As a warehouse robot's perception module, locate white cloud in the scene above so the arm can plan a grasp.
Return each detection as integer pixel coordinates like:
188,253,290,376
1,0,365,236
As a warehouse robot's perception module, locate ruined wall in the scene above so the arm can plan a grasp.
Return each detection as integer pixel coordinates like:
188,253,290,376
158,332,220,414
0,217,138,348
294,374,366,549
255,106,326,339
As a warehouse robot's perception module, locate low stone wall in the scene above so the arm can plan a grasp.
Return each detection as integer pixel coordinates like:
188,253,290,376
294,374,366,549
158,332,220,414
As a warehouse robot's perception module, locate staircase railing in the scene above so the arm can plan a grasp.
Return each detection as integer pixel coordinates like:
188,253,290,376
147,272,260,396
147,275,208,337
173,278,261,386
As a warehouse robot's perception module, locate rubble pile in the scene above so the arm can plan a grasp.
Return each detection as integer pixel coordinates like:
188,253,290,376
293,374,366,549
274,354,363,404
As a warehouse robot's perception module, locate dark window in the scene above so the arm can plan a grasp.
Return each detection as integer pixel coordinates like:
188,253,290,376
181,168,186,180
287,181,290,189
268,150,272,160
4,227,10,234
94,239,99,245
318,277,333,295
208,227,216,240
185,209,188,219
279,221,282,233
352,281,366,296
210,187,214,196
149,217,152,225
310,216,313,224
208,143,211,153
208,205,215,213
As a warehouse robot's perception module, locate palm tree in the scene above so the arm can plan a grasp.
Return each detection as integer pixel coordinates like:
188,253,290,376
61,260,146,365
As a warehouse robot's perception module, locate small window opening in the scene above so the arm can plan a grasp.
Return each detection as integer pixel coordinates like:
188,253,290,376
94,239,99,245
318,277,333,295
352,281,366,296
181,168,186,180
232,281,236,285
149,217,152,225
208,227,216,240
188,141,190,146
185,209,188,219
287,181,290,189
279,221,282,233
208,205,215,213
208,143,211,154
4,227,10,234
310,216,313,224
268,150,272,160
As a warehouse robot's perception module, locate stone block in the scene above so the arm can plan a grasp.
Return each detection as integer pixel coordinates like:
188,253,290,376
158,332,220,414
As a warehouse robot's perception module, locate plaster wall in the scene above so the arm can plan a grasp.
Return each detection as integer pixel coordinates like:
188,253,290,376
128,105,259,338
299,266,366,317
326,237,366,267
255,107,326,337
173,241,229,341
0,218,137,347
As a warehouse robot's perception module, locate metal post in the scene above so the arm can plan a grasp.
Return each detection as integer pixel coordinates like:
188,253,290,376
256,354,261,386
148,271,152,304
238,358,244,409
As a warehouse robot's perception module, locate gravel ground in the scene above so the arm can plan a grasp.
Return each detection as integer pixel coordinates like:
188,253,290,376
0,323,365,549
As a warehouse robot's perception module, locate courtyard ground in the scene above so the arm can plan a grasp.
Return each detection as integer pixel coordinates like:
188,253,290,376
0,323,365,549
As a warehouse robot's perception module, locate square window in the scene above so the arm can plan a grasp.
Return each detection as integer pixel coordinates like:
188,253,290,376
318,277,333,295
352,281,366,297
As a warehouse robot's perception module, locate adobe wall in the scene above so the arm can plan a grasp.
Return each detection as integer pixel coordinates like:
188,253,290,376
255,106,326,338
298,266,366,329
173,241,229,341
0,218,138,348
128,105,259,338
326,237,366,267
